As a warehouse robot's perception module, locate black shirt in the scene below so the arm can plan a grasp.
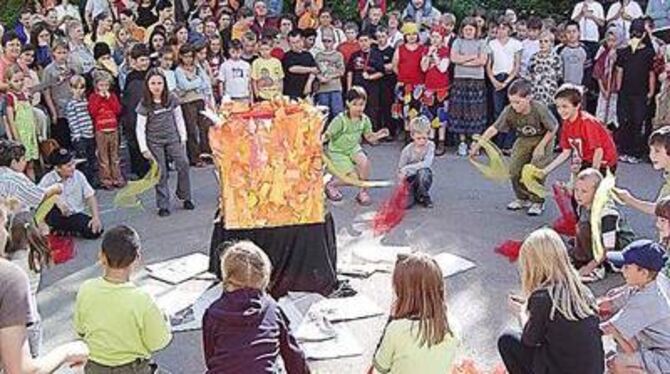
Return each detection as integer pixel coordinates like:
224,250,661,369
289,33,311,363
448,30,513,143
616,44,655,95
522,289,604,374
346,49,384,88
377,45,396,83
282,50,317,99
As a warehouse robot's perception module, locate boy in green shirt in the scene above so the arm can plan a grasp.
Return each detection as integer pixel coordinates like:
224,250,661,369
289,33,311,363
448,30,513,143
74,225,171,373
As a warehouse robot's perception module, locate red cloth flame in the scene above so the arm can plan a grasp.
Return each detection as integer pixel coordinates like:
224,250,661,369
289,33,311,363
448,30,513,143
551,183,577,237
47,233,75,264
373,180,410,236
495,240,523,262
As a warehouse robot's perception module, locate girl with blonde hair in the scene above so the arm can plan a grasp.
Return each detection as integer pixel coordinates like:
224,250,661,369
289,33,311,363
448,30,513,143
202,241,309,373
371,252,457,373
498,228,604,374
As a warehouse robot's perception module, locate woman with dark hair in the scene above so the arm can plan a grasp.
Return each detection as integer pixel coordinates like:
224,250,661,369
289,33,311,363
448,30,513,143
84,12,116,50
136,68,193,217
29,23,53,69
148,28,167,66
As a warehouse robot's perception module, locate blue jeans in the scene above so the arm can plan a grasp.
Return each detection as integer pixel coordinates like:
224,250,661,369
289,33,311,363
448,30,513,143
492,73,516,150
407,168,433,203
316,91,344,121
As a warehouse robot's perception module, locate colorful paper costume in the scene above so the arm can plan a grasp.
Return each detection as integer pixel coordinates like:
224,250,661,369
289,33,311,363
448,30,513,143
209,100,326,229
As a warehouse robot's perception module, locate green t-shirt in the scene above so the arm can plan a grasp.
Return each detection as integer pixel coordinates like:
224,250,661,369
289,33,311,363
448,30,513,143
74,278,172,366
325,112,373,156
493,100,558,137
373,319,458,374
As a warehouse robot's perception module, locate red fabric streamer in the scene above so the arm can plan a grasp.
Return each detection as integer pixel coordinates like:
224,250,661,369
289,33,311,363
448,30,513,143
47,233,75,264
495,240,523,262
372,180,410,236
551,183,577,237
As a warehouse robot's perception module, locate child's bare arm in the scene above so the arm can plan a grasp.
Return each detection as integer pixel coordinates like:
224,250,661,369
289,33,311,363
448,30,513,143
601,322,638,353
613,188,657,215
364,129,390,144
5,107,16,141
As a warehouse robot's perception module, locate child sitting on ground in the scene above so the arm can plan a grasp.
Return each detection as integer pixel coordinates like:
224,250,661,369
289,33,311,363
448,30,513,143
398,116,435,208
5,211,51,357
616,126,670,215
570,168,635,282
74,225,172,372
202,241,309,373
371,252,457,373
323,86,389,205
600,240,670,374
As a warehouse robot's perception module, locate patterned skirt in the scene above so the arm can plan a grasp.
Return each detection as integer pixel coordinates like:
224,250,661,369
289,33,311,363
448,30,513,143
420,88,449,129
392,82,424,124
448,78,487,135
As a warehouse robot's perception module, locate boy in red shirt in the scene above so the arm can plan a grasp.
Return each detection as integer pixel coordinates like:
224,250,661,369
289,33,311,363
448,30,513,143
542,85,618,177
88,71,124,189
337,22,361,66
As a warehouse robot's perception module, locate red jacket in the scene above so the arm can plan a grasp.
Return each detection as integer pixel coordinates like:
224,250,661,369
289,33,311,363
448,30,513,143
88,92,121,132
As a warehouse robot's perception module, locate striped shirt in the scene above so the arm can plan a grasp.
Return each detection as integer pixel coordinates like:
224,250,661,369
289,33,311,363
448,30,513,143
65,98,94,141
0,167,45,211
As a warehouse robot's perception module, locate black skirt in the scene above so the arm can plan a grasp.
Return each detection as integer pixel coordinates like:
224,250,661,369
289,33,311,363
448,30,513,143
209,211,338,298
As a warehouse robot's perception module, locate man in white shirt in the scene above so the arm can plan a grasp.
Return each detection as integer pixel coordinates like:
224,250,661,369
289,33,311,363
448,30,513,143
572,0,605,56
607,0,644,39
38,148,102,239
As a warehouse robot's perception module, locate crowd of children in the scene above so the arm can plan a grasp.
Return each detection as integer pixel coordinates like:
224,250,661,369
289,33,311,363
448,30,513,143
3,0,670,373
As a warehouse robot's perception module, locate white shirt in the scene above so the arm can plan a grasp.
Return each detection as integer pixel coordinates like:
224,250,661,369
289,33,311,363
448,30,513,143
0,167,45,212
606,1,644,39
218,59,251,99
38,170,93,214
572,1,605,42
85,0,112,21
488,38,523,75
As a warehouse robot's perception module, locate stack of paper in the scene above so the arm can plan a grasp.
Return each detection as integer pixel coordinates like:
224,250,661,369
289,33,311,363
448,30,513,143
146,253,211,284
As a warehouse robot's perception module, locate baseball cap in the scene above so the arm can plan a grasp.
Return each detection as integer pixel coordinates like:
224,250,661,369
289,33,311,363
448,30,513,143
607,240,667,272
49,148,74,166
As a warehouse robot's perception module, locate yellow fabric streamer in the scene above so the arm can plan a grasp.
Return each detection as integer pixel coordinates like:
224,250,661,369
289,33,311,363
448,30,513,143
323,154,393,188
469,135,509,183
34,194,58,224
521,164,546,198
591,171,616,262
113,159,160,208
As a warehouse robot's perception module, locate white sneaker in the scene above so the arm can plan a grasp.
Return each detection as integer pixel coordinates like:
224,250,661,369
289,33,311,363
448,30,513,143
507,199,531,211
618,155,630,163
457,142,468,157
580,266,606,283
627,156,641,164
527,203,545,216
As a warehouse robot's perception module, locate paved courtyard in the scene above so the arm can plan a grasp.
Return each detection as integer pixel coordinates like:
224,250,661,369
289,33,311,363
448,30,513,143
40,142,659,373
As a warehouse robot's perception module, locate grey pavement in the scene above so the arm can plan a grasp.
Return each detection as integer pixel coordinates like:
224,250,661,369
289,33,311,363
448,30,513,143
40,142,659,373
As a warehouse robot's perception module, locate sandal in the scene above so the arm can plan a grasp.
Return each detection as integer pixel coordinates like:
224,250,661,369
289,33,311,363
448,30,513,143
356,190,372,206
325,182,343,201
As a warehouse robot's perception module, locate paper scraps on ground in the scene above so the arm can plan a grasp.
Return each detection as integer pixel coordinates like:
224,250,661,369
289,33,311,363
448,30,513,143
306,294,384,322
552,183,577,237
495,240,523,262
34,194,58,224
469,135,509,183
372,179,409,236
171,284,221,332
140,278,215,326
432,252,476,278
591,171,616,261
146,253,210,284
114,159,160,208
322,154,393,188
300,324,364,360
521,164,546,198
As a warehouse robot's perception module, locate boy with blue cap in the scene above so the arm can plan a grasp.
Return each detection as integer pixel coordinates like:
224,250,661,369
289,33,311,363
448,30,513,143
599,240,670,373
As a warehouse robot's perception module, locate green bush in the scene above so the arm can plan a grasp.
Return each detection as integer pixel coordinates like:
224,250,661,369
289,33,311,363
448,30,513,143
0,0,25,29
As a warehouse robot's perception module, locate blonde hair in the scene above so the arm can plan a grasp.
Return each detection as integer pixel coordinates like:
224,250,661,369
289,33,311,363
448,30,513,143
576,168,603,186
220,241,272,290
539,30,554,42
519,228,598,321
69,74,86,88
410,116,431,135
392,253,452,347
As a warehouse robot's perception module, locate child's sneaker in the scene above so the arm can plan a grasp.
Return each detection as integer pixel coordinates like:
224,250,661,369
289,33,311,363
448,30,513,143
507,199,531,211
580,266,606,283
457,142,468,157
527,203,545,216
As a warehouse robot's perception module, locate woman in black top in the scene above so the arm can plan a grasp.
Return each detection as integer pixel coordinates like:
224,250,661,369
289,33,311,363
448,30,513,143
498,228,604,374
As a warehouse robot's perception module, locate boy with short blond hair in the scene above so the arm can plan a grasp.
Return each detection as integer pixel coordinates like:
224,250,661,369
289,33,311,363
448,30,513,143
398,116,435,208
74,225,171,372
600,240,670,373
251,36,284,101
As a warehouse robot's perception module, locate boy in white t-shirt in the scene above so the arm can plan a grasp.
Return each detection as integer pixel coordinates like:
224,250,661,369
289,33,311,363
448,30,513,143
217,40,252,102
571,0,605,56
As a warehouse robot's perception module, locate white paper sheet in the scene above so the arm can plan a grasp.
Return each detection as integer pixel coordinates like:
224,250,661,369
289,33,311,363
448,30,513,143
432,252,476,278
146,253,210,284
306,294,384,322
300,325,364,360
